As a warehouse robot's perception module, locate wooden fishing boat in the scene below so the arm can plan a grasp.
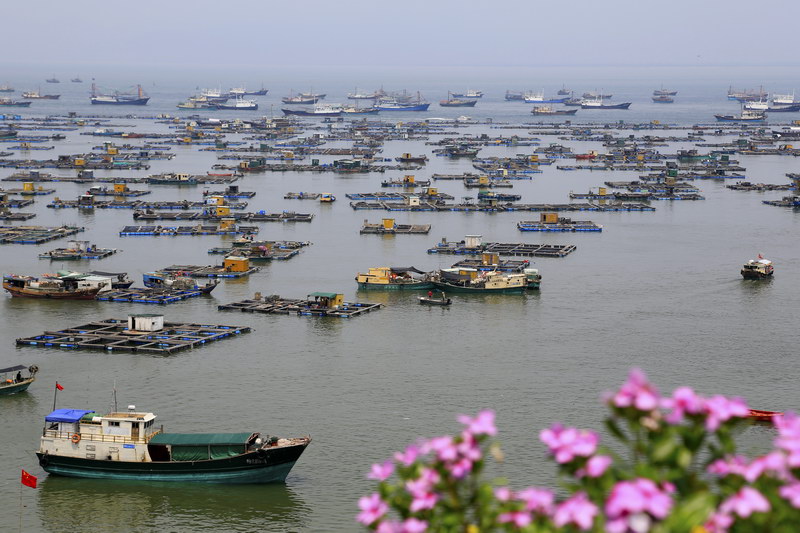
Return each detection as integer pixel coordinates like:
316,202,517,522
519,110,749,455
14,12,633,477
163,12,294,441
36,407,311,483
419,295,452,306
741,256,773,279
0,365,38,395
431,269,528,294
3,275,103,299
395,153,428,164
747,409,783,422
356,267,433,290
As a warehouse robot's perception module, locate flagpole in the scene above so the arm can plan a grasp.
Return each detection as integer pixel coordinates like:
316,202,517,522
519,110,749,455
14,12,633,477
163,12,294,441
52,382,58,412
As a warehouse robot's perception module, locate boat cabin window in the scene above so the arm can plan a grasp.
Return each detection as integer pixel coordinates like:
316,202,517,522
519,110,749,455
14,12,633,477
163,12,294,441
108,421,120,427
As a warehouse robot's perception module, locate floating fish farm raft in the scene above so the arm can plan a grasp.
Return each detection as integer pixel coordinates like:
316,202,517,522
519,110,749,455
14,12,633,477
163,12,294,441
15,318,251,354
0,212,36,221
427,238,576,257
0,225,84,244
39,247,118,260
49,200,247,210
218,294,382,318
119,225,259,236
518,217,603,232
95,288,209,305
360,220,431,234
158,264,260,279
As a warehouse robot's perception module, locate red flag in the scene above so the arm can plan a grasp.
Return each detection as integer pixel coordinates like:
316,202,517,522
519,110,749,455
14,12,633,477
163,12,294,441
21,470,37,489
56,382,64,391
758,253,764,259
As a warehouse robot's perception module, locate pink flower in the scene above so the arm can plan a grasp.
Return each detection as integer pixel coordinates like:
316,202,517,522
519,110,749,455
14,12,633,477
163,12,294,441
498,510,532,528
605,479,673,521
448,457,473,479
611,369,660,411
409,491,439,512
708,453,786,483
704,511,734,533
401,518,428,533
427,436,458,462
775,412,800,467
553,492,598,531
394,444,421,467
704,395,749,432
720,487,770,518
661,386,705,424
457,434,482,462
517,487,554,515
457,409,497,436
494,486,514,501
405,468,439,498
368,460,395,481
707,455,749,478
357,493,388,526
585,455,612,477
377,521,402,533
780,482,800,508
540,424,599,464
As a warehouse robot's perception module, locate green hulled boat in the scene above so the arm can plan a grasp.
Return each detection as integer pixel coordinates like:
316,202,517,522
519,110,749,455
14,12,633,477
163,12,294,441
0,364,37,395
36,408,310,483
355,266,433,290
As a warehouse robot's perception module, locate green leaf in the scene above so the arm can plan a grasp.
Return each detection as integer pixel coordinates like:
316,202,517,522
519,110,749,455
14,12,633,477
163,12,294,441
605,417,629,443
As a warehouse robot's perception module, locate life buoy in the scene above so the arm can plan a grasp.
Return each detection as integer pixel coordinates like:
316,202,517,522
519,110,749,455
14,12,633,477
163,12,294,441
71,433,81,444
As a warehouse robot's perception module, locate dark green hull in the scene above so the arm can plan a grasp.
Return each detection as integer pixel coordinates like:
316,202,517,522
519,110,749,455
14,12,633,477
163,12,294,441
431,281,526,294
37,441,309,483
357,281,433,290
0,379,33,395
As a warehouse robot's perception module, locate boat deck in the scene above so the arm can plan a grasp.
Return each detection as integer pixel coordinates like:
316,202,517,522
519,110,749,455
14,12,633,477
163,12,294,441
16,318,250,353
360,223,431,234
131,211,312,222
0,212,36,221
39,248,117,260
427,240,576,257
518,220,602,232
218,295,382,318
158,265,260,279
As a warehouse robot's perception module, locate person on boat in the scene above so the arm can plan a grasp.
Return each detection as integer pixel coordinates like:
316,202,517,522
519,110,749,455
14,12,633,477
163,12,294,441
441,291,447,300
16,371,22,383
428,290,433,298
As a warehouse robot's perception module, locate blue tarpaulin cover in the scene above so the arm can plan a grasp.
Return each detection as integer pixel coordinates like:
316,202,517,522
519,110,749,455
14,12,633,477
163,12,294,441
45,409,95,423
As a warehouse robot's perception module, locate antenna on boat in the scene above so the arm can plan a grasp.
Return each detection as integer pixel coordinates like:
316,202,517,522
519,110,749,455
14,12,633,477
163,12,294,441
113,379,118,413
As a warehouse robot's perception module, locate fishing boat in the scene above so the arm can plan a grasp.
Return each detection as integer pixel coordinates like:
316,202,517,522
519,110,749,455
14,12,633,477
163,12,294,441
0,365,38,395
419,294,452,306
342,104,379,115
2,274,104,299
766,104,800,113
772,92,796,105
431,269,528,294
504,91,525,101
85,271,133,289
71,77,83,83
744,99,769,111
581,98,631,109
46,76,60,83
652,95,674,103
177,100,219,110
563,97,583,107
229,85,268,96
217,97,258,110
347,88,380,100
143,272,219,294
747,409,783,422
523,91,568,104
395,153,428,164
355,267,433,290
36,406,311,483
715,109,766,122
376,91,430,111
741,256,773,279
281,103,343,117
282,93,319,104
440,93,477,107
727,86,768,102
557,85,571,95
0,84,14,92
90,83,150,105
582,92,612,99
22,89,60,100
0,98,31,107
451,90,483,99
147,173,198,185
653,87,677,96
531,106,577,115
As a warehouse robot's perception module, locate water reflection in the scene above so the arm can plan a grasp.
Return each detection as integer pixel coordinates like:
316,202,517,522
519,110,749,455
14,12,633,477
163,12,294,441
38,477,310,533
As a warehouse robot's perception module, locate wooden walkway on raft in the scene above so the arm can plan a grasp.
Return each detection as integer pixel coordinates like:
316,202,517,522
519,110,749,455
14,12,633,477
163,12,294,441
0,212,36,221
95,288,209,304
15,318,251,354
218,295,382,318
49,200,248,210
0,225,84,244
428,240,576,258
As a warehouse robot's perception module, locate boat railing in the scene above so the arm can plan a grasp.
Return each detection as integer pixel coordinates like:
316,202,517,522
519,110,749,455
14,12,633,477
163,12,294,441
42,428,162,444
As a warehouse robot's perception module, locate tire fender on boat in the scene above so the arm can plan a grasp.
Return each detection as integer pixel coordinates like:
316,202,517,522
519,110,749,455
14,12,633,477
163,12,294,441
39,456,49,468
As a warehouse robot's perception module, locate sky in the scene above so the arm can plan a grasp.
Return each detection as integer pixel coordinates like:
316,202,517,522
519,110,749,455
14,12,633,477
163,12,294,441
5,0,800,69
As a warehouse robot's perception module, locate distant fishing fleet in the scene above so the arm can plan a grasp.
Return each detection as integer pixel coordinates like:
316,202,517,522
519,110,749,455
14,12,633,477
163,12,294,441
1,77,799,121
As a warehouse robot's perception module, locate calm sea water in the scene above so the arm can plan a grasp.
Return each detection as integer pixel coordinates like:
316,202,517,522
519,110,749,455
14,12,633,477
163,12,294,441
1,65,799,532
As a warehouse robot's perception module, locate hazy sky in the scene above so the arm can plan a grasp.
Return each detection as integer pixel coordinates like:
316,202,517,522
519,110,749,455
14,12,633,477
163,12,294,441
7,0,800,69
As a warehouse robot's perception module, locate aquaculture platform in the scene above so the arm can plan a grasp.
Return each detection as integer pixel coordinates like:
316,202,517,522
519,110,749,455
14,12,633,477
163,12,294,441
50,200,247,210
0,225,84,244
0,212,36,221
39,247,117,260
15,318,251,354
119,225,258,236
428,240,576,258
158,264,260,279
131,211,312,222
518,218,602,232
219,294,382,318
95,288,208,304
360,221,431,234
451,259,530,272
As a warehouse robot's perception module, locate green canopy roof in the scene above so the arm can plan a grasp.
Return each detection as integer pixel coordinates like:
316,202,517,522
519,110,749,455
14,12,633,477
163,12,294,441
308,292,339,298
149,432,255,447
